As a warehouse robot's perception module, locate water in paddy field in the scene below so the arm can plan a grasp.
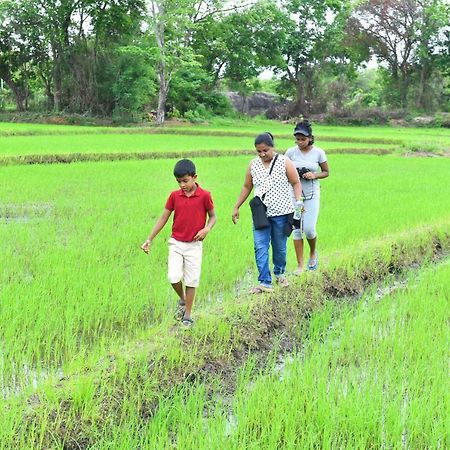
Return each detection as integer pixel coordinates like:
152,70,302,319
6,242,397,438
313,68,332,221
0,202,54,224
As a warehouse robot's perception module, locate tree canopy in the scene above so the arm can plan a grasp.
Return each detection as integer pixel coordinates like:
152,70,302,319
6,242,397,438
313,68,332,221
0,0,448,121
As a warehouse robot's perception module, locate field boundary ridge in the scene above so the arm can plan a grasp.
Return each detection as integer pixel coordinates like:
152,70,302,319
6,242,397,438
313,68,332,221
9,222,450,448
0,127,404,145
0,147,397,166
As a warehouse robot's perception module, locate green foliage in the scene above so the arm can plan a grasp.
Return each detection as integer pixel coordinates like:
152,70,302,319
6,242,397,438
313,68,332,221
109,46,157,117
167,59,232,118
0,0,448,118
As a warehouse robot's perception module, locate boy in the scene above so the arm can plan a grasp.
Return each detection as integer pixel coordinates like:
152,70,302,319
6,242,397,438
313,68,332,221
141,159,216,327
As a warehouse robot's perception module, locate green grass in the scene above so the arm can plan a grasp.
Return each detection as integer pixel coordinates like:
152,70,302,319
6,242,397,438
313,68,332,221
1,125,449,447
0,133,395,158
0,122,114,135
224,261,450,448
101,261,449,449
1,118,449,151
1,153,450,390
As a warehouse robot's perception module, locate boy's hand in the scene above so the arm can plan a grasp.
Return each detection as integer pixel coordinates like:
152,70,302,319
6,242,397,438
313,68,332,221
141,239,151,254
193,228,209,241
232,207,239,224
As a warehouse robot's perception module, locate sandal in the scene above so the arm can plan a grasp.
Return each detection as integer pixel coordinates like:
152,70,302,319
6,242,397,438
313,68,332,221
181,317,194,327
173,299,186,321
293,267,303,276
249,285,274,294
174,305,185,321
276,276,289,288
307,253,318,271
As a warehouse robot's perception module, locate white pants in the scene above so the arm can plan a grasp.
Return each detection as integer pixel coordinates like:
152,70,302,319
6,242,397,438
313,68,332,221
167,238,203,287
293,196,320,240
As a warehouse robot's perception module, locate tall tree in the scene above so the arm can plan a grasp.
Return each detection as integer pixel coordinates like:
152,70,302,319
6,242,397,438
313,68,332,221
274,0,352,115
147,0,233,124
0,0,47,110
414,0,449,109
349,0,448,109
192,1,286,92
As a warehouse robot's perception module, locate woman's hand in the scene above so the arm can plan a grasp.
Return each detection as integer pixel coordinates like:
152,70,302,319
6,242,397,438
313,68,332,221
232,207,240,224
303,171,316,180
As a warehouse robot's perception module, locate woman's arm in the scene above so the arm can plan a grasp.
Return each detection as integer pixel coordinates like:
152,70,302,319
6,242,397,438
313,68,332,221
232,164,253,223
303,161,329,180
286,159,303,201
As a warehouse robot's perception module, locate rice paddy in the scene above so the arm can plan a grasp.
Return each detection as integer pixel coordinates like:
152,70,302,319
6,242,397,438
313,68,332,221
0,120,449,448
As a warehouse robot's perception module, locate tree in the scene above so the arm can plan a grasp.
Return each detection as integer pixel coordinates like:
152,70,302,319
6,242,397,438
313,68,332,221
147,0,240,124
349,0,449,109
0,0,47,110
272,0,353,116
32,0,145,112
413,0,449,109
192,1,286,94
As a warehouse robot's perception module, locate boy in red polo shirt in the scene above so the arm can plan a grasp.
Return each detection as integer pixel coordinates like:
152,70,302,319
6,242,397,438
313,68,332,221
141,159,216,327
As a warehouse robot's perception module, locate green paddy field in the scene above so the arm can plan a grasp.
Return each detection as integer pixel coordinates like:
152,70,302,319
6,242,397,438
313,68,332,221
0,119,449,449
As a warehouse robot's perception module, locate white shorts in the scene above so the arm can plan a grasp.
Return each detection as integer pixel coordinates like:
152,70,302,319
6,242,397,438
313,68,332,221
167,238,203,287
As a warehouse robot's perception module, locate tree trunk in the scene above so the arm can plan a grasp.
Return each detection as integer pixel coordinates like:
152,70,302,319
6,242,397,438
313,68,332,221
45,82,54,110
416,60,431,111
1,69,29,111
53,56,62,112
156,62,169,125
399,73,409,109
288,80,307,117
10,85,28,111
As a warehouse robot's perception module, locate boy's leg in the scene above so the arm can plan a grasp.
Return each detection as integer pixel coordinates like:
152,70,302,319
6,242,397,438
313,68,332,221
270,215,288,277
183,241,202,320
171,281,185,304
168,238,184,303
253,224,272,287
184,286,196,320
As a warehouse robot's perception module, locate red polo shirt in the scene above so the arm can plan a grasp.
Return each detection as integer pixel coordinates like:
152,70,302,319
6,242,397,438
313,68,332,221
165,184,214,242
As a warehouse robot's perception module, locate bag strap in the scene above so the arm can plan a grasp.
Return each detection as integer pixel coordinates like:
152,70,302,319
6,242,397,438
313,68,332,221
261,154,279,201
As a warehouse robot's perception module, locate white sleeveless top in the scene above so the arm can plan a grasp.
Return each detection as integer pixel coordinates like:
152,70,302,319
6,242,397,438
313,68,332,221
250,154,295,217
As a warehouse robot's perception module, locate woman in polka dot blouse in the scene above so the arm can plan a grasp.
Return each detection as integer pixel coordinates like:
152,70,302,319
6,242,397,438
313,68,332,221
232,132,303,293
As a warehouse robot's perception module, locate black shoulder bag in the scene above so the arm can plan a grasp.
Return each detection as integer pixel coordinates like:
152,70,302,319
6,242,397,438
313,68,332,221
249,155,278,229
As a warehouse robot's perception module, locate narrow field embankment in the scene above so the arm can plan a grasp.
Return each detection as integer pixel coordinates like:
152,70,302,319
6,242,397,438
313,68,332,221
0,126,404,145
0,147,396,166
7,222,449,449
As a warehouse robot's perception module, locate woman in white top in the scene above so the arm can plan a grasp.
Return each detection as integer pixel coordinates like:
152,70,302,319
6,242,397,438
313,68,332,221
285,120,329,274
232,132,303,293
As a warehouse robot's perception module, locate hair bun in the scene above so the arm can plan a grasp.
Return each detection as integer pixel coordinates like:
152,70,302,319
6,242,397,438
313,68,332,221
254,132,274,147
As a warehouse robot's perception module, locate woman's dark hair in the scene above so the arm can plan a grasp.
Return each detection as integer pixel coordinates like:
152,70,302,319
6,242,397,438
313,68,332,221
173,159,196,178
254,132,274,147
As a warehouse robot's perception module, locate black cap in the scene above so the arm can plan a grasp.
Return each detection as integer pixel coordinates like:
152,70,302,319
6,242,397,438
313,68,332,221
293,122,312,136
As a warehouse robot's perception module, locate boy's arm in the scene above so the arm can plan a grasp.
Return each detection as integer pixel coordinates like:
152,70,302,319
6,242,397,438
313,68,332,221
193,208,216,241
141,208,172,254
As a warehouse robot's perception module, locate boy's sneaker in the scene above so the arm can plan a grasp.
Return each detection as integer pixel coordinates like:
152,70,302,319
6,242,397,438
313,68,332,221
276,276,289,288
181,317,194,327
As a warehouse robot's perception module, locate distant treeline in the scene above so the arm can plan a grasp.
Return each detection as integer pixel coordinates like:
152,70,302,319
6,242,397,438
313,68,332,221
0,0,448,123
